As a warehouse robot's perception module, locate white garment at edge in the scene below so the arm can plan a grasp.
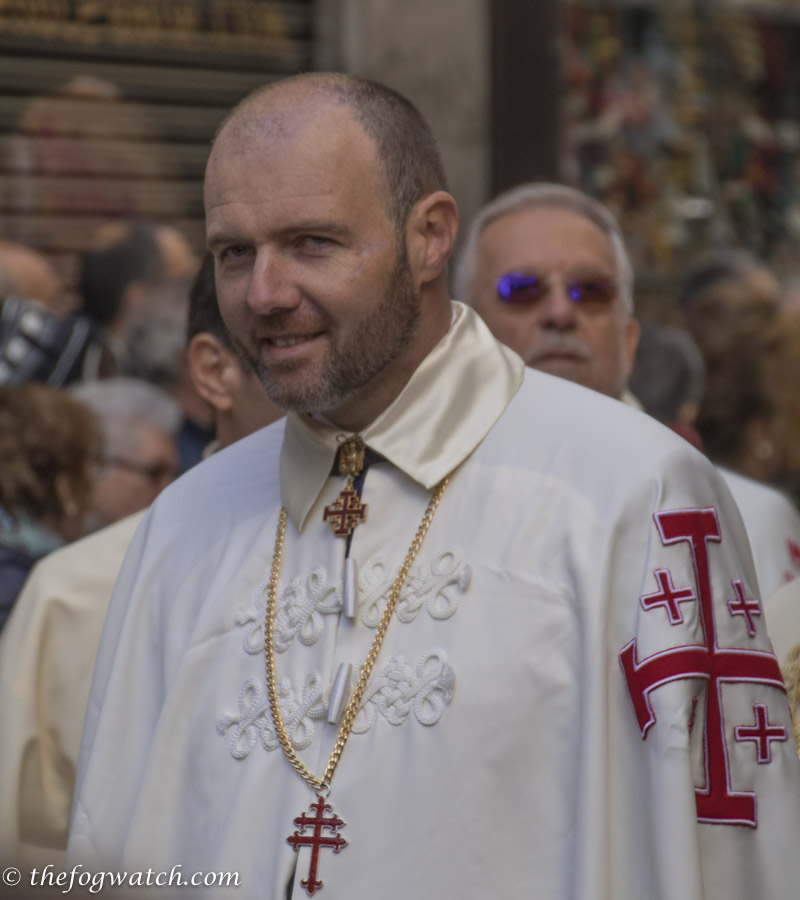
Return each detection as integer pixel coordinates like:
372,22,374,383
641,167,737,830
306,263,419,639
718,467,800,598
764,577,800,667
0,512,144,870
68,303,800,899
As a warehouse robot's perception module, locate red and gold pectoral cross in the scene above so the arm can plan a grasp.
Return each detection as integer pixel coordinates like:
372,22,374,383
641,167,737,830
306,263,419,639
287,796,347,896
323,435,368,537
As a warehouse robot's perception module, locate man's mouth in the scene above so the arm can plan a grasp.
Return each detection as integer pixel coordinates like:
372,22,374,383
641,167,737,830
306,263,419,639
269,335,316,348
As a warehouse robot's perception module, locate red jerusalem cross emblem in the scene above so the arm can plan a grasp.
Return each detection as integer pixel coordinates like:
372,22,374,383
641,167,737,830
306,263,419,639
323,488,367,537
287,796,347,896
619,507,786,827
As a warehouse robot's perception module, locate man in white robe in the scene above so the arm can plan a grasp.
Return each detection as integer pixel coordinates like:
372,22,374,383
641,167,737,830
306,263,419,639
67,74,800,899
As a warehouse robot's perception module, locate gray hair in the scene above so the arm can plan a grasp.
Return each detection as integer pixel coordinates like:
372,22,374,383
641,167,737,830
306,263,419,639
454,182,634,315
70,377,181,458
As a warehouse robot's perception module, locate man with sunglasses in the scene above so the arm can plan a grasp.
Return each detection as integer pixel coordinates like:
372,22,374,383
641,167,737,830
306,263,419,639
458,185,800,610
455,182,640,403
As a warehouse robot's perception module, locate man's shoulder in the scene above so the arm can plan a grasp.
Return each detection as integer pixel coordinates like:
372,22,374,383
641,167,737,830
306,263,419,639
39,511,144,576
498,367,706,470
147,417,285,525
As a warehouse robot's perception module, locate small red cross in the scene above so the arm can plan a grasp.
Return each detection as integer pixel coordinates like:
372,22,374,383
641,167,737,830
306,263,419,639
323,488,368,537
640,568,696,624
726,579,761,637
734,703,788,763
287,796,347,896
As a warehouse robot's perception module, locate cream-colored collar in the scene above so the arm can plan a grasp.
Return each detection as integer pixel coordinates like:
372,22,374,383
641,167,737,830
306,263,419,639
280,301,524,532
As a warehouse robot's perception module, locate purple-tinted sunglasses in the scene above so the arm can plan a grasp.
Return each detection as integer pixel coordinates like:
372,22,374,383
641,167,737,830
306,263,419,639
496,272,617,305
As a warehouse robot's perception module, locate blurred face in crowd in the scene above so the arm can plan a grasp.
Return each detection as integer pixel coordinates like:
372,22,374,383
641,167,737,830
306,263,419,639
470,205,640,400
87,422,179,531
205,91,434,433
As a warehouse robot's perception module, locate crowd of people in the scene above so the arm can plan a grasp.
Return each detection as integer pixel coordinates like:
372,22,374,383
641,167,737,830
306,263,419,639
1,71,800,897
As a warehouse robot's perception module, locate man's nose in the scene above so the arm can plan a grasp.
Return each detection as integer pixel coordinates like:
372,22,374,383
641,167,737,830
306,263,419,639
246,250,301,316
539,276,578,328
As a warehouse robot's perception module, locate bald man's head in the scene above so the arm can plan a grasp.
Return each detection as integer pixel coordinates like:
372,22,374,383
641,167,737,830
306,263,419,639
0,241,60,306
212,73,448,237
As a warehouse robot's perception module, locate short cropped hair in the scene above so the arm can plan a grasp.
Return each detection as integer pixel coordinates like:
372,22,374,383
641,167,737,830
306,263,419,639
187,252,230,347
454,183,634,315
220,73,449,238
70,377,181,461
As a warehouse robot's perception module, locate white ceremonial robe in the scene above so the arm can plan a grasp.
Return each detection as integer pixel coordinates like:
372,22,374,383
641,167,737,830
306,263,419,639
0,512,144,870
68,303,800,899
763,577,800,668
718,467,800,599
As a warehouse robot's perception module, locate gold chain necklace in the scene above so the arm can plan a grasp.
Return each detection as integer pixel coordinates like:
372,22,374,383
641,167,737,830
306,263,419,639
264,475,448,895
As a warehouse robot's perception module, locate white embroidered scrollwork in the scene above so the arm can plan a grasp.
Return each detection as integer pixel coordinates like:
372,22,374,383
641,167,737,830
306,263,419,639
359,548,472,627
217,650,456,760
216,674,326,759
235,579,269,656
235,569,341,656
353,649,456,731
273,568,341,649
234,548,470,659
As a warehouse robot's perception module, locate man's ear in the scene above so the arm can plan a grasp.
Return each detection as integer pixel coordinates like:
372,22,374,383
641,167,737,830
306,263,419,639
186,333,234,413
405,190,459,286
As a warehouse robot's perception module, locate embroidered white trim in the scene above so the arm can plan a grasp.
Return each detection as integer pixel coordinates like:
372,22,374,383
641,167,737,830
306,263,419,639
217,650,456,760
360,548,472,627
351,649,457,733
216,673,326,759
235,548,470,654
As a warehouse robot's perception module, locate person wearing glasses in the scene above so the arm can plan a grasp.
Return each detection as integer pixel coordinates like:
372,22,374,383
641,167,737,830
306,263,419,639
454,182,640,405
69,377,182,534
458,183,800,603
65,76,799,898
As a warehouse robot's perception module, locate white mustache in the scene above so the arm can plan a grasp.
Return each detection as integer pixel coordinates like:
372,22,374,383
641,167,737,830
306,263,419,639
525,336,592,365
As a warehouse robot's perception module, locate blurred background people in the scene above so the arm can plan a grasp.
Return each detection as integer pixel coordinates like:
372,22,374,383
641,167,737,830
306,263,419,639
679,251,781,357
0,254,282,869
122,276,213,472
0,219,197,387
680,253,784,484
79,219,197,373
0,382,100,629
628,320,705,450
677,254,800,592
761,314,800,508
0,240,61,309
70,377,181,533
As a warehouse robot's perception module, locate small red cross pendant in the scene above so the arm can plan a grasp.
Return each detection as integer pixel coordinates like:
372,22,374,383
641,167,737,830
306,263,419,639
323,488,368,537
287,796,347,896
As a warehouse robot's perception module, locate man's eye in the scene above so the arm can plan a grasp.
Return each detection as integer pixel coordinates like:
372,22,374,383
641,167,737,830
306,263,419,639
297,235,332,252
220,245,251,261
